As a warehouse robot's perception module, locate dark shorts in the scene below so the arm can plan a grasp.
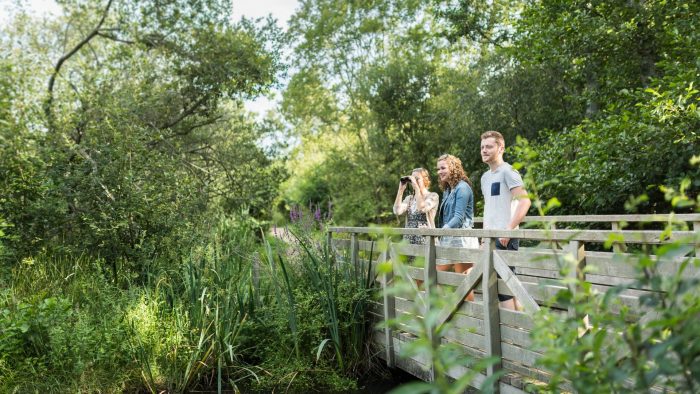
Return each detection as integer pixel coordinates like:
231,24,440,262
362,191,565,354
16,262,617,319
496,239,518,302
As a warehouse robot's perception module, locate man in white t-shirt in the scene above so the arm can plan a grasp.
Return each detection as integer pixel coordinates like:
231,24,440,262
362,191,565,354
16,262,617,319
480,130,531,310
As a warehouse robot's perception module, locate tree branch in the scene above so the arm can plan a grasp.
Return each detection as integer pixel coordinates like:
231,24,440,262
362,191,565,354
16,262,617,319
146,114,223,149
168,115,223,137
160,95,211,130
45,0,114,132
96,31,135,45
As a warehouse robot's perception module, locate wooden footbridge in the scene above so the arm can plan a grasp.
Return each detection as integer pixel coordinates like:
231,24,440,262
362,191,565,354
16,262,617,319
328,214,699,393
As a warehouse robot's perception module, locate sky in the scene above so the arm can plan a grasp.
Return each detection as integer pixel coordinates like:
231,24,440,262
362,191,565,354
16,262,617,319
0,0,300,117
0,0,300,31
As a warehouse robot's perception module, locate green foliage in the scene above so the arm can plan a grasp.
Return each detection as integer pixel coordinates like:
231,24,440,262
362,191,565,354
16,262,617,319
0,256,140,392
436,0,519,46
128,220,258,393
241,226,375,392
528,175,700,392
0,217,376,393
0,295,72,365
0,0,285,279
0,218,6,259
2,0,700,391
516,76,699,214
280,0,700,225
531,233,700,392
281,0,451,225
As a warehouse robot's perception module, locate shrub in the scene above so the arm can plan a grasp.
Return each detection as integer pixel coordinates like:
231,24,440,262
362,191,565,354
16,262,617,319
0,256,140,392
530,171,700,392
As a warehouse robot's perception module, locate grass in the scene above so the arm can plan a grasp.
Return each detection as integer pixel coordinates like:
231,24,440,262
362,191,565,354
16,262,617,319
0,220,378,393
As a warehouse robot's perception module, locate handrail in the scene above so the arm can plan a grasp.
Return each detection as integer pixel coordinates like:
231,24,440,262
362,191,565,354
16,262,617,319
328,226,697,244
471,213,700,223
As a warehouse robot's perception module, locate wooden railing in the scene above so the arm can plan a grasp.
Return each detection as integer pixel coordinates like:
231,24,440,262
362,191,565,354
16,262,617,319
328,214,700,393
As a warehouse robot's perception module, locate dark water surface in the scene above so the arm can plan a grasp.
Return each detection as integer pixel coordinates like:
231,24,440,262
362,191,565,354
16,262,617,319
189,367,418,394
350,368,418,394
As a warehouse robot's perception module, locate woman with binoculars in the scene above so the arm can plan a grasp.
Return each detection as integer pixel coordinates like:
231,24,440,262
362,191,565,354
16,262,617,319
393,168,439,247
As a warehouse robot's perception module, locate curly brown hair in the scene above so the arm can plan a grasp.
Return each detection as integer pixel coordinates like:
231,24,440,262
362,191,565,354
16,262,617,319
436,154,472,191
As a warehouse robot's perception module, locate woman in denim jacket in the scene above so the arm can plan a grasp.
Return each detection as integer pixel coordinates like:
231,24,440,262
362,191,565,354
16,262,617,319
436,154,478,299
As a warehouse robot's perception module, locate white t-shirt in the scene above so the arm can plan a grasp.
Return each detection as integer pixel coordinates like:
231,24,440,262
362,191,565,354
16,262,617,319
481,162,524,230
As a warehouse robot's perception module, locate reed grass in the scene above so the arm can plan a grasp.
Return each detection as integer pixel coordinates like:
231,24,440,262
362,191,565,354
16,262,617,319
284,227,376,376
128,222,260,393
1,219,376,393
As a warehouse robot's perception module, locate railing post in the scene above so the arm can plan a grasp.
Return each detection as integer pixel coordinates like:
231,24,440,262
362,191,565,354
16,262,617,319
423,235,438,381
350,232,359,269
693,221,699,258
611,222,626,253
566,241,586,318
423,235,438,302
327,230,333,256
252,252,260,302
481,238,502,391
381,236,395,367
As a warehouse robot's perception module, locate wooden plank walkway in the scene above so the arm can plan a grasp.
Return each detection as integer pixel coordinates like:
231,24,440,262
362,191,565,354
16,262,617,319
329,214,700,393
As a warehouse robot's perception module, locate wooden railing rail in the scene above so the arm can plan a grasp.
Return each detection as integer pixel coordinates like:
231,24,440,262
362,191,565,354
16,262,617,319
329,227,697,244
472,213,700,223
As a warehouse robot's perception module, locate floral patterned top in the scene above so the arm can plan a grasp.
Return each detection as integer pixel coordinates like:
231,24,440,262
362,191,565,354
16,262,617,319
394,193,439,245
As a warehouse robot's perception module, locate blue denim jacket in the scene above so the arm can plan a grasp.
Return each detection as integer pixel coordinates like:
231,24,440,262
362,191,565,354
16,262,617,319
438,180,474,229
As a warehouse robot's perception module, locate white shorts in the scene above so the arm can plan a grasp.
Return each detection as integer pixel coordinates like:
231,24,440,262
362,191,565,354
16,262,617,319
439,235,479,249
436,235,479,265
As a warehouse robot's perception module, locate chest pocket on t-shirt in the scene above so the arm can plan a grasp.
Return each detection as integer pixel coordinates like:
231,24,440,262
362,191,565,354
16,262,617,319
491,182,501,196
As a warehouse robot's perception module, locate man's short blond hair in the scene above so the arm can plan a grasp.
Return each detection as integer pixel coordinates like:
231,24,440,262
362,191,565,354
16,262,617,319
481,130,505,147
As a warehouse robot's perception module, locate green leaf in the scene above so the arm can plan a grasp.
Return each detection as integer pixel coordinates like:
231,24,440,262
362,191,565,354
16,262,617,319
316,338,332,361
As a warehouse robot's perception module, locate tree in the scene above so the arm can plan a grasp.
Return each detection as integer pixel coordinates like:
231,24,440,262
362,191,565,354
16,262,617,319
438,0,700,214
283,0,461,224
0,1,284,278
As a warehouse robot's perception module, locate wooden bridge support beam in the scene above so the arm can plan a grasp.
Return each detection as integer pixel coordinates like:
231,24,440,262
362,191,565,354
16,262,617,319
423,236,438,381
566,241,587,320
694,221,699,258
481,238,502,392
329,214,700,393
381,235,396,368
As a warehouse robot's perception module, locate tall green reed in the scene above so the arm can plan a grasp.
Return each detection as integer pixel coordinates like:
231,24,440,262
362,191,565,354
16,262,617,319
279,226,376,376
261,230,301,358
129,220,259,393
